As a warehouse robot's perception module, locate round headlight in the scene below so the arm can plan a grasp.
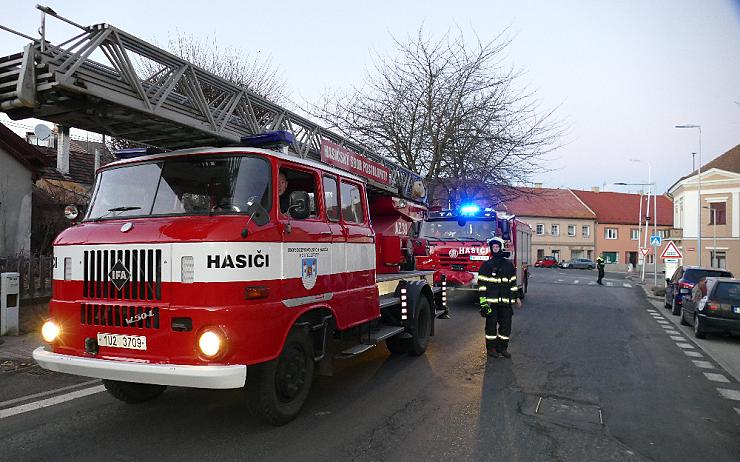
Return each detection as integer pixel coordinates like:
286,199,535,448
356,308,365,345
41,320,61,342
198,330,222,357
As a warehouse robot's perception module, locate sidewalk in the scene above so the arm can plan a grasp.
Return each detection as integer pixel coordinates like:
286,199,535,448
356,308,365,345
0,332,42,372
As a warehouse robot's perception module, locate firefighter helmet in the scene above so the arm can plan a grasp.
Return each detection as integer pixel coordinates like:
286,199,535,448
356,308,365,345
488,237,505,252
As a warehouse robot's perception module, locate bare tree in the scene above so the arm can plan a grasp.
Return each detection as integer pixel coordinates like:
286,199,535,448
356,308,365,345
310,27,564,208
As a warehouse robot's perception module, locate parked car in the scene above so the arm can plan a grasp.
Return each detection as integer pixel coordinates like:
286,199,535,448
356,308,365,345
665,266,733,316
681,277,740,338
535,256,558,268
560,258,596,270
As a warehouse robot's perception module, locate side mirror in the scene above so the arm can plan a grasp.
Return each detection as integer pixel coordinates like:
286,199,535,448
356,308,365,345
288,191,310,220
64,205,79,221
245,199,269,227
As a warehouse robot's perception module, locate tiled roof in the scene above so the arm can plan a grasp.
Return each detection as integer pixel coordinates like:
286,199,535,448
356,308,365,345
571,190,673,226
35,146,114,185
669,144,740,191
0,123,46,176
502,188,596,219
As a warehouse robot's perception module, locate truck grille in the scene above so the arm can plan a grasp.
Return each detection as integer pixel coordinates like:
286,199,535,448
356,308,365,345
439,256,470,268
80,303,160,329
83,249,162,301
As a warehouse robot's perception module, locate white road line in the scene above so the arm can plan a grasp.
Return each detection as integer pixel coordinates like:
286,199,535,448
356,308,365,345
717,389,740,401
676,342,694,349
684,351,704,358
573,280,579,284
588,281,596,285
606,282,614,286
647,310,657,313
0,385,105,419
661,325,672,329
670,336,685,341
704,373,729,383
557,279,564,283
623,283,632,288
657,320,669,324
692,360,714,369
0,380,100,408
652,315,664,319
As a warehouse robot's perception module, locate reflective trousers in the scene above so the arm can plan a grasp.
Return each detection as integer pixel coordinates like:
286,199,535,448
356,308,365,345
485,304,513,353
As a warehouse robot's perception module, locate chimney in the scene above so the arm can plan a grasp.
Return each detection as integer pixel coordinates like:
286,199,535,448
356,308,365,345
56,124,70,175
591,186,600,192
534,182,543,189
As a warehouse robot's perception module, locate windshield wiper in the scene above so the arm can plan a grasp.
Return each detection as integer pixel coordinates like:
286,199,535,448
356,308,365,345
94,206,142,222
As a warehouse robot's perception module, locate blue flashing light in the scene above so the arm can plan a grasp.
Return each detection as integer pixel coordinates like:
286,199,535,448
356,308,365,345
240,130,295,148
459,204,481,216
113,147,163,159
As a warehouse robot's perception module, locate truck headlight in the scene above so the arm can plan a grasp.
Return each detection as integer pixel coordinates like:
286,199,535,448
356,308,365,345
41,320,61,342
198,330,223,358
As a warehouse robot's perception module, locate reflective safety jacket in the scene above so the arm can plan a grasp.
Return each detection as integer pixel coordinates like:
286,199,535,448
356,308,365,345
478,256,520,306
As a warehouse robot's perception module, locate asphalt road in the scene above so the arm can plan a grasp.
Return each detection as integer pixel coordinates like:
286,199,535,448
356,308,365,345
1,268,739,461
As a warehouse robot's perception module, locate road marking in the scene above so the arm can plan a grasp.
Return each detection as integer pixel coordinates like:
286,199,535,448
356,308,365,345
657,320,669,324
0,380,100,408
623,283,632,288
573,280,579,284
647,310,657,313
692,360,714,369
557,279,564,283
661,325,672,329
670,336,685,341
606,282,614,286
704,373,729,383
735,408,740,417
684,351,703,358
0,385,105,419
717,389,740,401
652,315,664,319
666,330,680,335
588,281,596,285
676,342,694,349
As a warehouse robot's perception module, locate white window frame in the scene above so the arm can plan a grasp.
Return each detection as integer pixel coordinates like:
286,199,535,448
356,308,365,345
567,225,576,237
536,224,545,235
582,225,590,237
630,229,639,240
551,224,560,236
605,228,618,240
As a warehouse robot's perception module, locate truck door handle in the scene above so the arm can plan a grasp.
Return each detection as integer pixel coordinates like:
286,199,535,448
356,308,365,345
320,231,332,235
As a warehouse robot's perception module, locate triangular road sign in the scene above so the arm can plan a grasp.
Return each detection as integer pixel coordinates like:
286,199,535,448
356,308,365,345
660,241,683,259
640,248,650,257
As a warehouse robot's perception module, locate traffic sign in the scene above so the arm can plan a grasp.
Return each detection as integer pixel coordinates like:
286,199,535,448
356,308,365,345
664,258,679,263
660,241,683,259
650,235,662,246
640,247,650,257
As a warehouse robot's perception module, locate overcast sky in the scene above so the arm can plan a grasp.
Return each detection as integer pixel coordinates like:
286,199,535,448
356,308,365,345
2,0,739,194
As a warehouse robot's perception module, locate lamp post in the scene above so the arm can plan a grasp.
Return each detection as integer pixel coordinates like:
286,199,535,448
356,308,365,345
675,124,702,266
702,205,717,267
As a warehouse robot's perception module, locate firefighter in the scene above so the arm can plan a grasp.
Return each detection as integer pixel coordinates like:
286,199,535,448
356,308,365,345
478,237,522,358
596,255,605,285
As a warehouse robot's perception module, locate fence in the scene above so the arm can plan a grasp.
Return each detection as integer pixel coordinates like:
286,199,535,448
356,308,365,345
0,255,53,301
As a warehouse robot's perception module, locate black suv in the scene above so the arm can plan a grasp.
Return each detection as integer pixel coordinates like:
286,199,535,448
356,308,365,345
665,266,733,315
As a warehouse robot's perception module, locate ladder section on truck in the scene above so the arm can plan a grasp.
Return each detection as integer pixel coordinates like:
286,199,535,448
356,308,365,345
0,12,423,200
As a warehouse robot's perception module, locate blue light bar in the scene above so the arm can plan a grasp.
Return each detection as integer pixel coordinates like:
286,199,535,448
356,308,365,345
240,130,295,148
113,147,163,159
459,204,481,216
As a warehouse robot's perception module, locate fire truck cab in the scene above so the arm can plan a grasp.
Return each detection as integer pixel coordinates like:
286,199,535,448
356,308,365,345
34,135,446,425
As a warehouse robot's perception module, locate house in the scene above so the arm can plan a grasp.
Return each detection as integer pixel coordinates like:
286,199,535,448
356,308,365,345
571,189,673,270
667,144,740,274
502,187,597,263
0,124,45,256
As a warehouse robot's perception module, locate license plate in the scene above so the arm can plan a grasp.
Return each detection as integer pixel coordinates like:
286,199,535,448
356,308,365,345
470,255,488,261
97,333,147,350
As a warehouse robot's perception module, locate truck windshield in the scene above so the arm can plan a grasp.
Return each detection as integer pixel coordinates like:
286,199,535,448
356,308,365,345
420,220,497,241
86,155,271,220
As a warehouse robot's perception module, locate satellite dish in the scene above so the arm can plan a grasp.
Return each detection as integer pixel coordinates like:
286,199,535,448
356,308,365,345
34,124,53,141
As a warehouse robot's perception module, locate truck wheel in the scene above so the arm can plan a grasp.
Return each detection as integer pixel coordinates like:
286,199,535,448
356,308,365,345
385,335,406,355
102,380,166,403
247,328,315,425
407,296,432,356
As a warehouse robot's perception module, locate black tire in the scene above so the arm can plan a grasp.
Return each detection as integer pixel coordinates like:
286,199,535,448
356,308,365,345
247,328,315,425
407,296,432,356
103,380,166,404
680,309,690,326
693,313,706,339
385,335,406,355
671,297,681,316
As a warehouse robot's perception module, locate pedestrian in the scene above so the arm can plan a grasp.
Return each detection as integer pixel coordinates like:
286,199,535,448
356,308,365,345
478,237,522,358
596,255,605,285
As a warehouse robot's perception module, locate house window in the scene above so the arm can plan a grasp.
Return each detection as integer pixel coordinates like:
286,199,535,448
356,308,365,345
603,251,618,264
630,229,639,240
537,249,545,259
711,251,726,269
709,202,726,225
582,225,590,237
568,225,576,236
536,224,545,235
658,229,669,238
551,224,560,236
605,228,618,240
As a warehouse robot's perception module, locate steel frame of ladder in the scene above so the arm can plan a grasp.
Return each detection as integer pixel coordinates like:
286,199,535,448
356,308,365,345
0,15,423,200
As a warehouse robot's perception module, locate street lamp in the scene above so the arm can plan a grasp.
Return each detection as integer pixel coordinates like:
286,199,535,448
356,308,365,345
675,124,702,265
702,205,717,267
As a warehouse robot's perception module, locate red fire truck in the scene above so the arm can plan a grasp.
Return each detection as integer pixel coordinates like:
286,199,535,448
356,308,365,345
0,10,447,426
414,206,532,298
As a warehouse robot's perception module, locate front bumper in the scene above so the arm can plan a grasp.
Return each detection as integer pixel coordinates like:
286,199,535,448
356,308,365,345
33,347,247,389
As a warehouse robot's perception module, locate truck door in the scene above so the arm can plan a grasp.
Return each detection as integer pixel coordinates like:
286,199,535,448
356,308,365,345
278,165,332,299
322,174,345,293
339,179,378,322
